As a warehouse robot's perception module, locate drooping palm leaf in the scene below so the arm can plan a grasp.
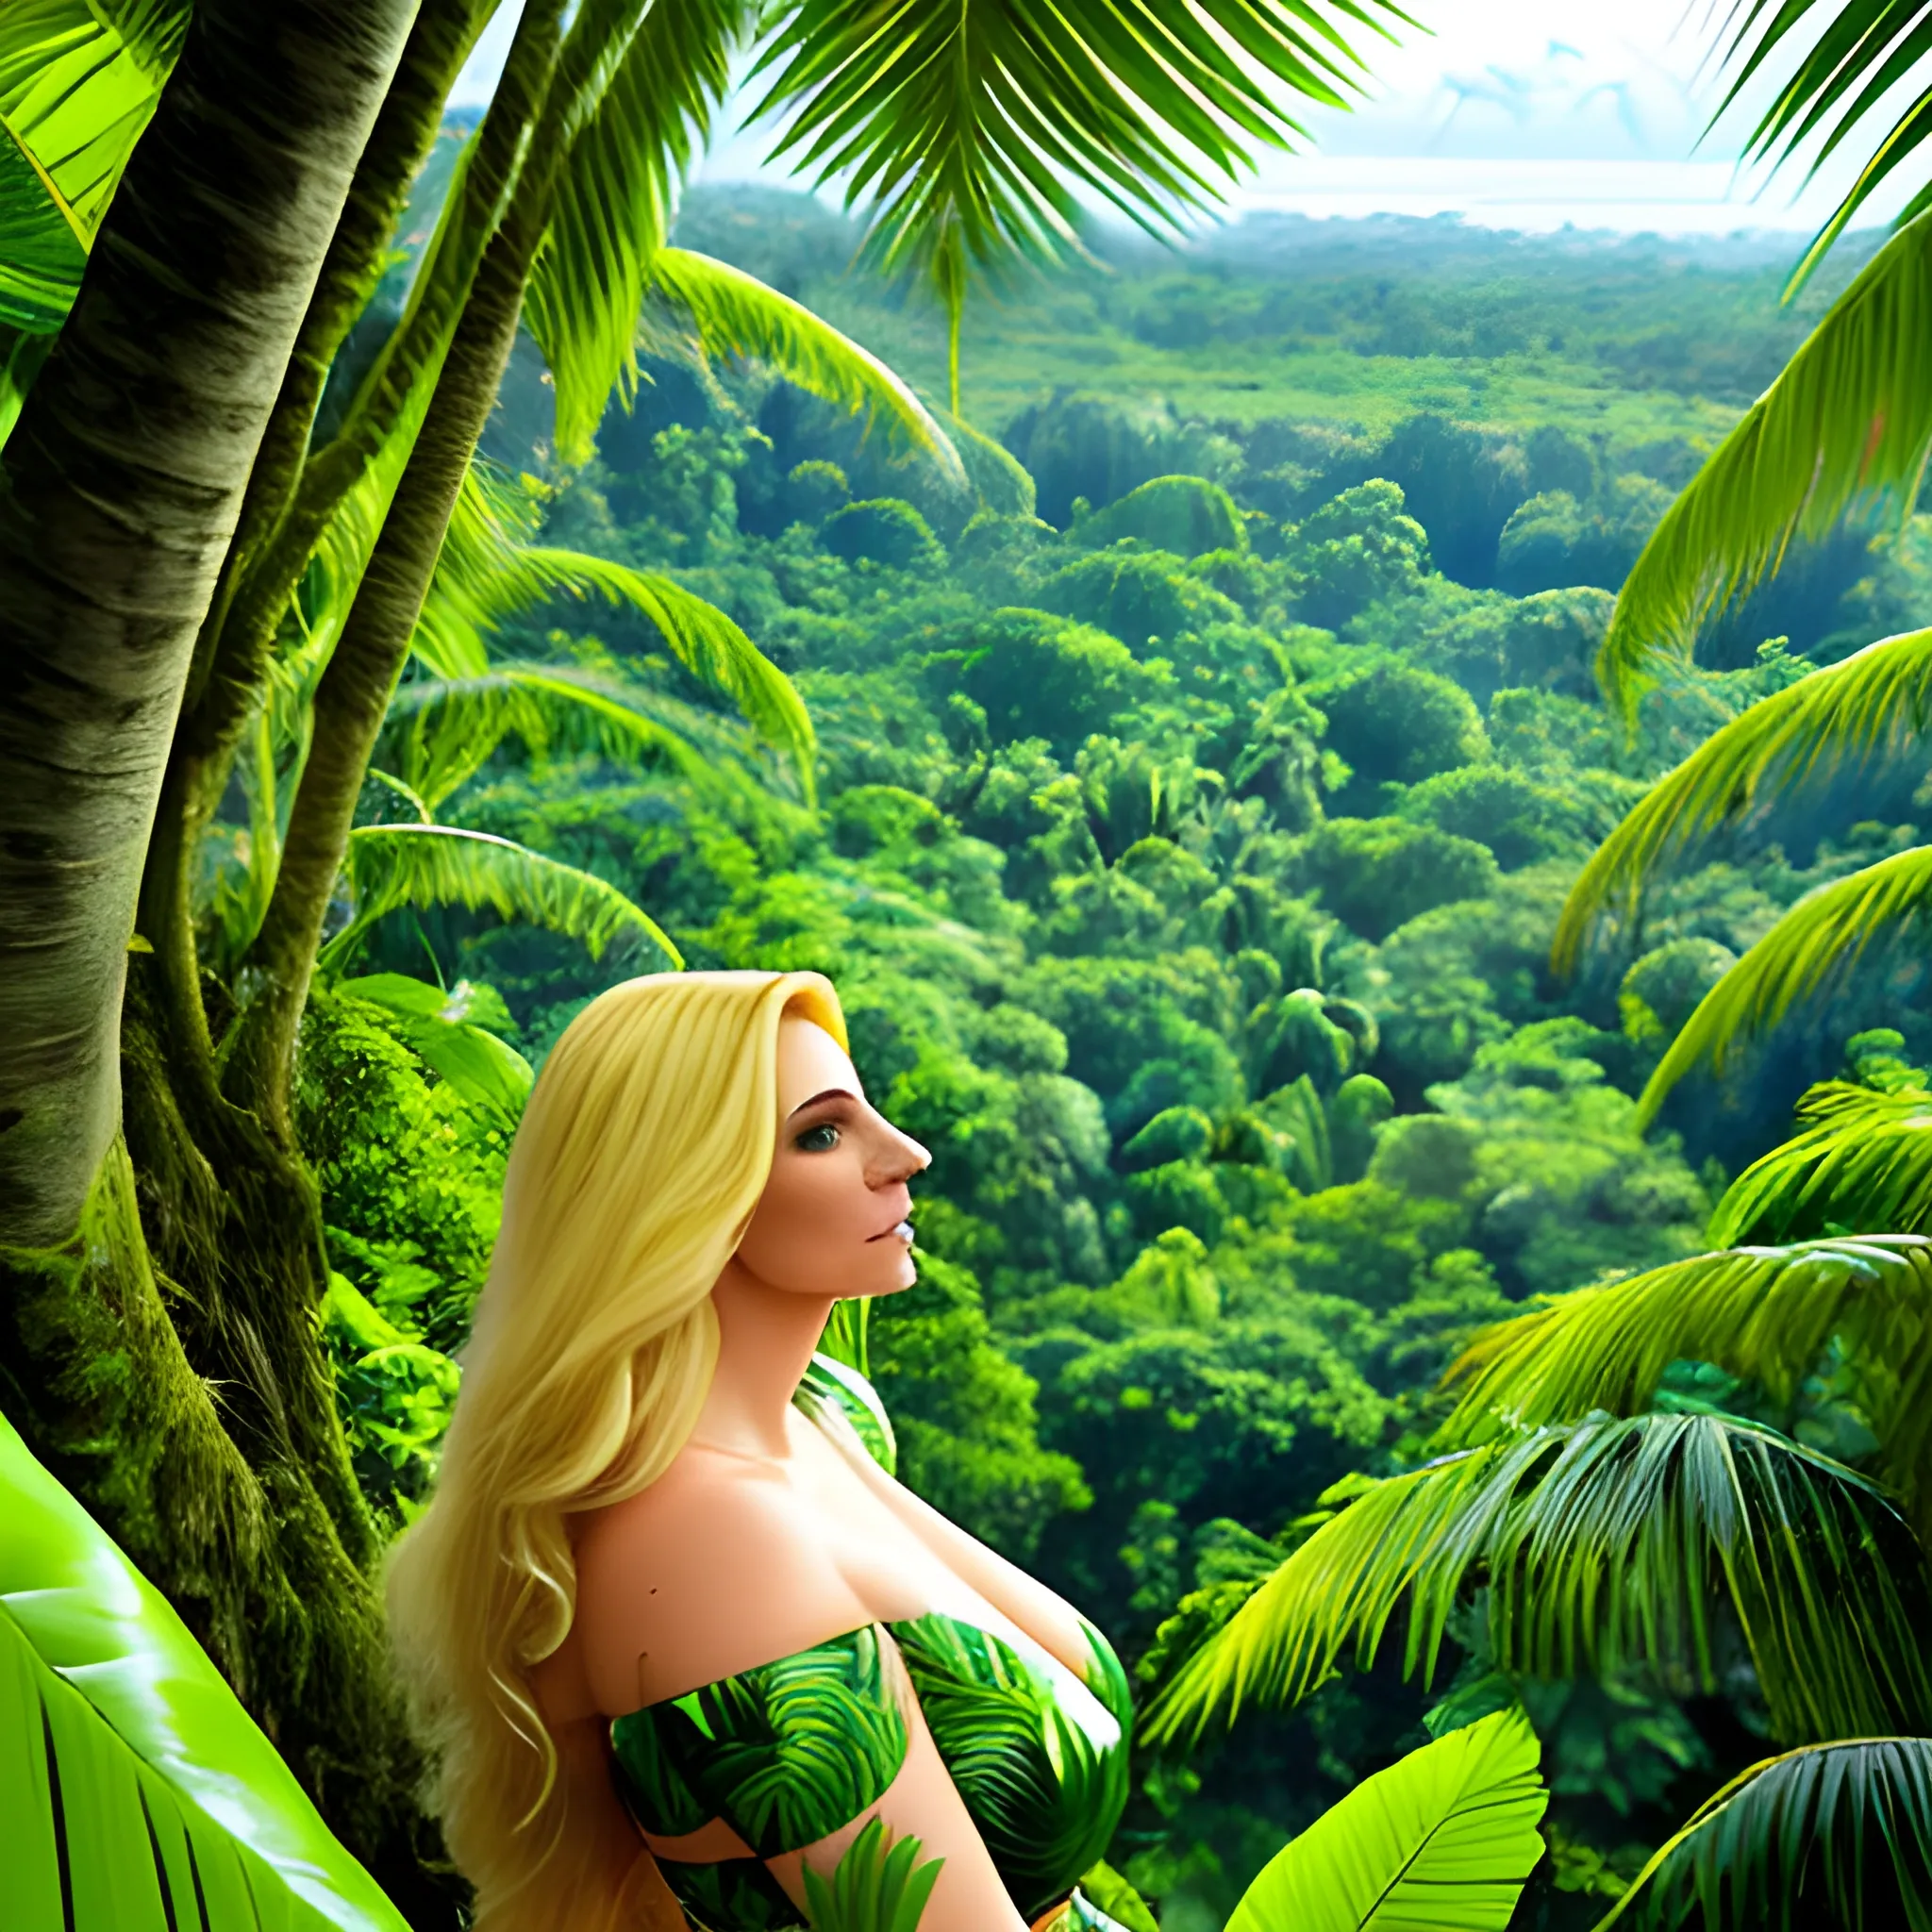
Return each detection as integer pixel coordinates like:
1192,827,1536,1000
325,823,679,971
379,664,727,813
1632,842,1932,1120
1596,1736,1932,1932
1225,1708,1547,1932
1554,626,1932,973
0,0,173,337
1140,1412,1932,1750
0,1392,407,1930
1710,1078,1932,1245
1713,0,1932,290
414,465,816,796
645,246,962,485
525,0,749,464
749,0,1410,408
1438,1234,1932,1532
1596,209,1932,717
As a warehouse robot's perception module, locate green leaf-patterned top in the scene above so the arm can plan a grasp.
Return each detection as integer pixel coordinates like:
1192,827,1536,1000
606,1356,1132,1929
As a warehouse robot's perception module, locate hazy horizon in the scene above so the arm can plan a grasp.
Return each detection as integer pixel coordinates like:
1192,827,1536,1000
454,2,1925,240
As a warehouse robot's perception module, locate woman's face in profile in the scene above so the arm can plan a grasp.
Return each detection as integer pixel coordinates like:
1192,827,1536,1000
730,1015,932,1301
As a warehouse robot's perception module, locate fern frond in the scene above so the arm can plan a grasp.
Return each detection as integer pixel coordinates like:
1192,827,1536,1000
1597,209,1932,719
1636,843,1932,1121
1140,1411,1931,1751
1438,1234,1932,1539
646,247,962,484
326,824,678,971
1554,627,1932,974
1597,1736,1932,1932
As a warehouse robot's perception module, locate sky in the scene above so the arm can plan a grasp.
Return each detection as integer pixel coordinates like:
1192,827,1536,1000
451,2,1924,237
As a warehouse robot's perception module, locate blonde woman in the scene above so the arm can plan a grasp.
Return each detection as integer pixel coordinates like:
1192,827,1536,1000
387,971,1133,1932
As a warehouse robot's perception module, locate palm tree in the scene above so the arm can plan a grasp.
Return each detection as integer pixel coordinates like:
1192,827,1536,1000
1553,2,1932,1126
0,0,1413,1903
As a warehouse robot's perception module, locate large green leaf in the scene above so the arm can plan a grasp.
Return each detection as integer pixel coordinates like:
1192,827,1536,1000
1439,1234,1932,1541
1140,1411,1932,1751
1597,1736,1932,1931
1225,1708,1547,1932
646,247,962,485
327,823,680,970
0,1390,406,1930
333,973,536,1123
1631,842,1932,1121
1555,626,1932,974
0,0,174,334
525,0,750,463
749,0,1411,407
1596,211,1932,718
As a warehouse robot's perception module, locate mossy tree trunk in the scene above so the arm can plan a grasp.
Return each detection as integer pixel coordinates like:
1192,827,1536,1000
0,1,486,1919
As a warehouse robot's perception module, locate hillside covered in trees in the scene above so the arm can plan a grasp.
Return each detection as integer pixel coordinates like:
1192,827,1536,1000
301,189,1932,1927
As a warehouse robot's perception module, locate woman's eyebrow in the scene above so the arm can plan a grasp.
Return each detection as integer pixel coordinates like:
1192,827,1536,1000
786,1086,858,1120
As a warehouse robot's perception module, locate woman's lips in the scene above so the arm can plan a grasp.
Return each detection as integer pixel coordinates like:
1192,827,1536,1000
867,1219,915,1243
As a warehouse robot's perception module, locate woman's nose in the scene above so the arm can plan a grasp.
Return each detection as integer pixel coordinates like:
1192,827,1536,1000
874,1124,930,1182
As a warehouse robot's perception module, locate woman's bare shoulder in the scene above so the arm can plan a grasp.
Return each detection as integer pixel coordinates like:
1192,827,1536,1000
571,1446,863,1716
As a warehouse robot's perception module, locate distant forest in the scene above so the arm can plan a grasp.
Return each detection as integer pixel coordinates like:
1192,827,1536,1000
282,186,1930,1926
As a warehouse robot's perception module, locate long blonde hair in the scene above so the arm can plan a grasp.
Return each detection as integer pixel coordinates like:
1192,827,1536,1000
385,970,847,1927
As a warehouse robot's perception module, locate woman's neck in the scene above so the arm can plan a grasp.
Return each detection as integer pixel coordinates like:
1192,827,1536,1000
692,1259,834,1460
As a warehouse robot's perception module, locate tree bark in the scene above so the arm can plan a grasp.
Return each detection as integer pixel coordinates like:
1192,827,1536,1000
175,0,487,808
208,0,575,782
0,0,420,1246
228,0,577,1124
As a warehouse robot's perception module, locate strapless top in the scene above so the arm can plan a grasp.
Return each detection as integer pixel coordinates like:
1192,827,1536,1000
604,1356,1134,1931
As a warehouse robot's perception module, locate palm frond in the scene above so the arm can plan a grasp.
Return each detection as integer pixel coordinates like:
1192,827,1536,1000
1226,1708,1546,1932
2,1391,406,1930
1140,1411,1932,1750
1555,627,1932,974
1597,209,1932,718
1711,1079,1932,1246
749,0,1411,406
1634,843,1932,1121
325,824,679,971
1438,1234,1932,1537
1597,1736,1932,1932
1714,0,1932,290
525,0,749,464
381,662,732,810
416,466,816,797
646,247,963,485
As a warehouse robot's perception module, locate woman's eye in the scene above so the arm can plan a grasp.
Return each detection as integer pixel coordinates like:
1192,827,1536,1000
795,1122,841,1153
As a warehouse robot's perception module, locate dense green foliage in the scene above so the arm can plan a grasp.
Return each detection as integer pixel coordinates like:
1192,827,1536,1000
280,187,1932,1927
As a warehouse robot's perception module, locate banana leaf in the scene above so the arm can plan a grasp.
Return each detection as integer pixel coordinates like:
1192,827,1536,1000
1226,1708,1547,1931
0,1410,407,1930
